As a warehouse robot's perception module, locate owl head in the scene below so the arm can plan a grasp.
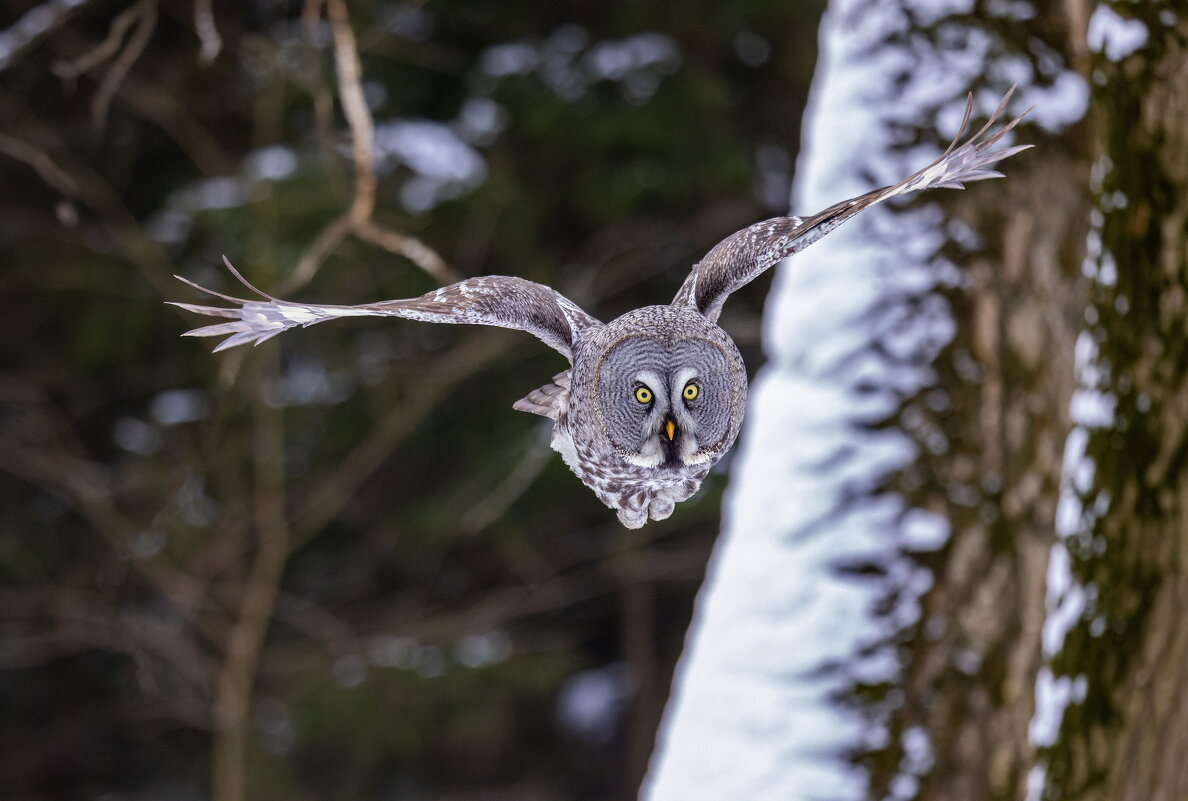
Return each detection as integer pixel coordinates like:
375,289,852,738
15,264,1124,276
586,306,747,472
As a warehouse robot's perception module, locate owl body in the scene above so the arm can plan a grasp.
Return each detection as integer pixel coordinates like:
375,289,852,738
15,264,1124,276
547,305,747,527
173,90,1029,527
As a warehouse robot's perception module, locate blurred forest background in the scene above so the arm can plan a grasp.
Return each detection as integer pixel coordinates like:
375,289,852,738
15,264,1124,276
0,0,822,799
2,1,1186,801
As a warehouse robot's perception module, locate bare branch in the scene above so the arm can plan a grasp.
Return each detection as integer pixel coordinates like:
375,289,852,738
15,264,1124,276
0,132,80,197
49,0,160,134
301,0,339,179
211,357,292,801
0,586,215,727
277,0,458,295
52,0,151,82
284,212,353,295
194,0,222,65
257,538,711,681
119,72,238,175
273,592,360,657
0,120,178,296
0,375,227,623
326,0,375,223
460,438,553,533
355,218,458,285
290,330,517,546
91,0,158,134
0,442,209,608
0,0,98,74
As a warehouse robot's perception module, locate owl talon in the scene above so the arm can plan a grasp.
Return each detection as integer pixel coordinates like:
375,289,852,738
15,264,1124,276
648,498,675,521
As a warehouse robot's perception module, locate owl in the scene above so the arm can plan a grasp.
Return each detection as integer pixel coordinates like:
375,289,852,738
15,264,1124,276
173,89,1029,528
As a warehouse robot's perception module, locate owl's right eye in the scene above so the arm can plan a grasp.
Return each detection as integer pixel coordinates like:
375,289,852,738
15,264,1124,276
634,386,653,404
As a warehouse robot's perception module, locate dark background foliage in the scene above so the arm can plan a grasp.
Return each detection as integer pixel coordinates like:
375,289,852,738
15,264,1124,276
0,1,824,799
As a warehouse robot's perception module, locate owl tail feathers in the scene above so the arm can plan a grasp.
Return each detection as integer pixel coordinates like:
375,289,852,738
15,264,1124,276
169,257,374,352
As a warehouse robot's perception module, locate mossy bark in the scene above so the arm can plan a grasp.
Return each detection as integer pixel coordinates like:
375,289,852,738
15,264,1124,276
859,2,1094,799
1043,7,1188,801
897,112,1092,800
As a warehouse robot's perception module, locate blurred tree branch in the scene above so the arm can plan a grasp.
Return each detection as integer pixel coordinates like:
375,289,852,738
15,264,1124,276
0,132,80,197
258,536,710,682
211,357,291,801
115,73,239,176
300,0,342,184
0,111,178,295
193,0,222,65
279,0,457,294
0,379,205,612
52,0,159,134
290,330,519,546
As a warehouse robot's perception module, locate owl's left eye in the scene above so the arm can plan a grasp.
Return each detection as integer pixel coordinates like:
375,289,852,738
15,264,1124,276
683,383,699,401
634,386,653,404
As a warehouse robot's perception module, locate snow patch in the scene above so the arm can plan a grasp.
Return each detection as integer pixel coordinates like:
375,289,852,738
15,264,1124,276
1088,6,1149,61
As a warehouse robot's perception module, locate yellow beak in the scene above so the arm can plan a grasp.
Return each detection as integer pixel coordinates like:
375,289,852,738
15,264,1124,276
664,420,676,441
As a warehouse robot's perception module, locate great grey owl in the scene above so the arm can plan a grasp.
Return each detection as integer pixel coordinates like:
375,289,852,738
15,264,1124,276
173,89,1030,528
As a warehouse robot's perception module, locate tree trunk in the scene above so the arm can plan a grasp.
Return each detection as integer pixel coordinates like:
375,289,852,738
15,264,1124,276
864,2,1095,800
1042,7,1188,800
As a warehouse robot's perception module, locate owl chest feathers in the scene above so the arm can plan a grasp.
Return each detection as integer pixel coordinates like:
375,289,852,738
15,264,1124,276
514,369,710,528
551,412,711,529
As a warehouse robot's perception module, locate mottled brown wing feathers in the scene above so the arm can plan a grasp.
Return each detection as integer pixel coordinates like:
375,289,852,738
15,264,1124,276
171,259,601,361
674,86,1032,322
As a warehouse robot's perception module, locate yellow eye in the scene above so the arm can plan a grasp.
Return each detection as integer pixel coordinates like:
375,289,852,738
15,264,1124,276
683,383,699,400
634,386,653,404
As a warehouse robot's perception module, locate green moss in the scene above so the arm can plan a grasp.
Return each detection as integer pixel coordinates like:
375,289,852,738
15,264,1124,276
1041,5,1187,799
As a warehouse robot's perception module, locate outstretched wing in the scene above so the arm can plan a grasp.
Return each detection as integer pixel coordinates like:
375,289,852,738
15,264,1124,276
171,258,601,361
673,86,1033,322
